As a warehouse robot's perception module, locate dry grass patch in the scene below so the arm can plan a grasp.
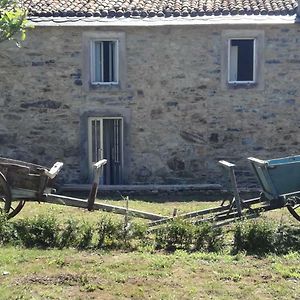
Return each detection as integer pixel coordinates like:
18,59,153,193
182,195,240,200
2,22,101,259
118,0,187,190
0,248,299,299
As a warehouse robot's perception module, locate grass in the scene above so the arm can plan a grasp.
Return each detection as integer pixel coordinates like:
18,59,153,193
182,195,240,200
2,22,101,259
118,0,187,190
0,196,299,299
0,247,299,299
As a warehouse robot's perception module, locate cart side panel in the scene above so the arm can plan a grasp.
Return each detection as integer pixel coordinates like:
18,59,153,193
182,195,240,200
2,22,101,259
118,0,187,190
265,163,300,196
248,159,278,199
0,164,49,198
249,155,300,200
0,157,47,172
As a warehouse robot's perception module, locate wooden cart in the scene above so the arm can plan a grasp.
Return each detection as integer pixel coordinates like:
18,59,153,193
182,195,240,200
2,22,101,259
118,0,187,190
149,155,300,228
0,155,299,227
0,157,166,221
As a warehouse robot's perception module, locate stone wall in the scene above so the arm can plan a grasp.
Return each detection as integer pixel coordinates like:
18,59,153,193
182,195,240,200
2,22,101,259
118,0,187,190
0,23,299,187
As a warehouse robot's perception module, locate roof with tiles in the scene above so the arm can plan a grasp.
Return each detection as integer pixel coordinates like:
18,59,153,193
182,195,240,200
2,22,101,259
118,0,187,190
24,0,298,18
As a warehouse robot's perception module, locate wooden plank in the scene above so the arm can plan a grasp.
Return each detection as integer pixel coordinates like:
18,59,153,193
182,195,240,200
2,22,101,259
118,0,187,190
87,159,107,211
148,204,231,227
43,193,167,221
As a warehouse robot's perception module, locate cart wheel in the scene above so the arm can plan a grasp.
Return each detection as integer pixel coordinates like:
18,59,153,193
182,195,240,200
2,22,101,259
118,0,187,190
287,204,300,222
0,172,12,215
0,172,25,219
8,200,25,218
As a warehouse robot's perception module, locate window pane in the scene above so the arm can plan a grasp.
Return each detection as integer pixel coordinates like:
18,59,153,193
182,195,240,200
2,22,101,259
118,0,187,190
230,39,254,82
93,40,117,83
94,42,102,82
103,41,110,82
110,42,115,82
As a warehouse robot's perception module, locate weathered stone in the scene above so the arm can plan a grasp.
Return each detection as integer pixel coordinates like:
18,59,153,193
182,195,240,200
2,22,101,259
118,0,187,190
167,157,185,171
209,133,219,143
286,99,295,105
0,133,17,144
64,146,80,157
166,101,178,107
45,60,55,64
20,100,62,109
137,90,144,97
32,61,44,66
180,130,205,143
150,108,163,119
3,114,22,121
266,59,281,64
74,79,83,86
191,113,207,124
137,166,152,179
30,145,46,155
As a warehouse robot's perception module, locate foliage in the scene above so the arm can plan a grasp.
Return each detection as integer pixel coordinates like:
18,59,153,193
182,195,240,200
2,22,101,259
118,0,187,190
274,224,300,254
14,214,60,248
0,0,28,45
233,219,276,255
96,217,125,249
155,219,224,252
0,212,298,254
59,218,79,249
77,221,94,250
0,213,16,245
155,219,195,251
233,219,300,255
194,222,224,252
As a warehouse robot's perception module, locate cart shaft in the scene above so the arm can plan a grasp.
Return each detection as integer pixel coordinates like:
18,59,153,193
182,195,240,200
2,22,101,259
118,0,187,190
42,193,166,221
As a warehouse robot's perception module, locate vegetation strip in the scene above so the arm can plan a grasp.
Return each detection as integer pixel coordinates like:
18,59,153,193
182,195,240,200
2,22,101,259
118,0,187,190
0,213,299,255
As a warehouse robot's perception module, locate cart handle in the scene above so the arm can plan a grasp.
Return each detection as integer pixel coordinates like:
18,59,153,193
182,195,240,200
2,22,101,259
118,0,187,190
218,160,242,217
87,159,107,211
93,159,107,170
248,157,267,166
219,160,236,169
44,162,64,179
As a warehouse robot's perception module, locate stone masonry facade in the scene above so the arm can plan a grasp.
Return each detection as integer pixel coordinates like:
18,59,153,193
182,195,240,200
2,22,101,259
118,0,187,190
0,23,299,187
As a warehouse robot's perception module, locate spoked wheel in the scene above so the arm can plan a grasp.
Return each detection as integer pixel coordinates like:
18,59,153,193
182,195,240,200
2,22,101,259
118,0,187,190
0,172,12,215
287,204,300,222
0,172,25,218
8,200,25,218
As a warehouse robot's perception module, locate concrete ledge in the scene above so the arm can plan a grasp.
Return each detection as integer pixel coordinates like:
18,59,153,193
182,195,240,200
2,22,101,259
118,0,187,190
60,183,222,193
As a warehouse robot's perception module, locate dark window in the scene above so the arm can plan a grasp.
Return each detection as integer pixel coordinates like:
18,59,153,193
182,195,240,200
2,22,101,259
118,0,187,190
229,39,254,82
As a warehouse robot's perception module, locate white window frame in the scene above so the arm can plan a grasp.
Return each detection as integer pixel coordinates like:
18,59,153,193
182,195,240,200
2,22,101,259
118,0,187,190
228,38,256,84
90,39,119,85
82,31,126,91
221,30,264,90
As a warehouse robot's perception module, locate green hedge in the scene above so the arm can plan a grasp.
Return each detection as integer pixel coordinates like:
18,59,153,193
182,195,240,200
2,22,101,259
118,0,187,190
0,213,299,255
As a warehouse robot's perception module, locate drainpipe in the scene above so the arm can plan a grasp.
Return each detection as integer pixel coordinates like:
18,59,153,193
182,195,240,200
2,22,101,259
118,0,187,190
298,0,300,17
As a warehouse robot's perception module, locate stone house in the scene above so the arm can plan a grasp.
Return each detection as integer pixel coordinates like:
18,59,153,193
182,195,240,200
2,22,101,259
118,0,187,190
0,0,299,187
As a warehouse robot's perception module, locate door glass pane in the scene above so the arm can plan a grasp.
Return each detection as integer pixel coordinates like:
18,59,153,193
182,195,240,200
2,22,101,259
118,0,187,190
89,118,122,185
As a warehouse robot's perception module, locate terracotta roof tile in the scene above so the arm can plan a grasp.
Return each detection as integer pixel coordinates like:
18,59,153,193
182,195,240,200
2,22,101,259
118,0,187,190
23,0,298,17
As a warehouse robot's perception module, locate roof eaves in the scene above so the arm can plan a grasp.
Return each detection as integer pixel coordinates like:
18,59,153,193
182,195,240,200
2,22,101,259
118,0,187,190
27,15,299,26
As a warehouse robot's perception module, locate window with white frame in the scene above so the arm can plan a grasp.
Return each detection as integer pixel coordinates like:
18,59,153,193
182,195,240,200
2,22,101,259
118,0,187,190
221,30,264,90
91,40,119,85
228,39,255,83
